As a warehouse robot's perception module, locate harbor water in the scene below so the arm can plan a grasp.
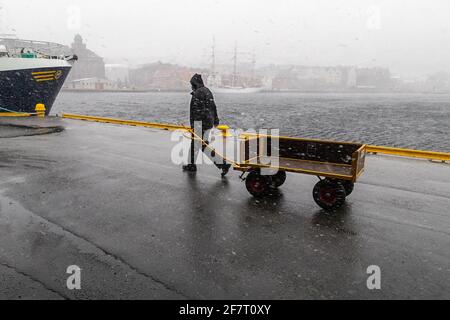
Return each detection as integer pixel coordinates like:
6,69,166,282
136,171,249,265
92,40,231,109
54,92,450,152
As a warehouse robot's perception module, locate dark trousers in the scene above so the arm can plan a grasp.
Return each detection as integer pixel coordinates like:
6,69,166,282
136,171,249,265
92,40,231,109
189,129,225,168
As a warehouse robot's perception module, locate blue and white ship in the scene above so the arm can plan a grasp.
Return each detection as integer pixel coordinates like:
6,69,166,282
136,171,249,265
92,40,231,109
0,37,77,115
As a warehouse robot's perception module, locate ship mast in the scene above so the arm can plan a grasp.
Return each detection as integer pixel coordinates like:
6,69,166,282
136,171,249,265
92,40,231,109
251,50,256,83
232,42,238,87
211,37,216,77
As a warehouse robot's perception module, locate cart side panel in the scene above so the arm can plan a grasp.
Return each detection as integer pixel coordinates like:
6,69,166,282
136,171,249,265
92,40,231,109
259,135,274,158
239,134,364,169
239,136,247,164
278,138,362,165
352,145,367,181
241,135,259,165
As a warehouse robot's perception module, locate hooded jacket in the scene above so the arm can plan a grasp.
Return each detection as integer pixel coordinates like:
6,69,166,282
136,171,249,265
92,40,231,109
190,74,219,129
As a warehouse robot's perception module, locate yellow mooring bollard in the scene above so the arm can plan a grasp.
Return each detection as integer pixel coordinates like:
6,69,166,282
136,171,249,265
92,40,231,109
217,125,232,137
35,104,46,118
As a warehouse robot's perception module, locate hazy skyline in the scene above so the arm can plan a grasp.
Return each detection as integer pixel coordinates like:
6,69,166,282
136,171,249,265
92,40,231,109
1,0,450,78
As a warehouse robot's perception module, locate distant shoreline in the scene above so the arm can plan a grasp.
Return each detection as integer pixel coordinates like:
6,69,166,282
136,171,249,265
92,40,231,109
61,89,450,95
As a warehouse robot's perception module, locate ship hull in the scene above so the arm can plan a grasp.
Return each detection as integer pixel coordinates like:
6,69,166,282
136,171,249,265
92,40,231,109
212,87,264,94
0,58,72,114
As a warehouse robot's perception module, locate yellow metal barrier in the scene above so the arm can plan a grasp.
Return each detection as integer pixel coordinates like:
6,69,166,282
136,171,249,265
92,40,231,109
61,113,450,162
0,112,32,117
367,145,450,162
62,113,190,131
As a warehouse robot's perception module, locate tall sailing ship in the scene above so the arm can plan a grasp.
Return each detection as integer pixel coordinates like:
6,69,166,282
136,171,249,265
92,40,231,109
207,41,264,94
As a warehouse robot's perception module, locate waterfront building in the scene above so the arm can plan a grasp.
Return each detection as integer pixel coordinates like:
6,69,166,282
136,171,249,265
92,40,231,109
129,62,205,91
63,77,117,91
106,64,130,89
68,34,105,81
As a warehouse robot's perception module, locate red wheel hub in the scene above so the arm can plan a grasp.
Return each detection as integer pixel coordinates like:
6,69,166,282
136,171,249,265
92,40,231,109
319,187,337,205
250,179,265,193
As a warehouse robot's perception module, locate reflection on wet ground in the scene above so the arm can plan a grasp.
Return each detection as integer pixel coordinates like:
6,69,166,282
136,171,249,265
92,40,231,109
0,119,449,299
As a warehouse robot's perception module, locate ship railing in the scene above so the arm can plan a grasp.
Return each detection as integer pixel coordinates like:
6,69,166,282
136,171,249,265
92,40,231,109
0,38,73,60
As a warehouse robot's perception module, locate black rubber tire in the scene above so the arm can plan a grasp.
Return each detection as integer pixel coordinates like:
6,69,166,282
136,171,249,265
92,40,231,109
245,171,271,197
325,178,355,196
340,180,355,196
313,180,347,210
270,171,287,188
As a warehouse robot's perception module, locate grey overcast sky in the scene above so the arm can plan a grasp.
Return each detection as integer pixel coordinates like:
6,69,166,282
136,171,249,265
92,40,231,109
1,0,450,78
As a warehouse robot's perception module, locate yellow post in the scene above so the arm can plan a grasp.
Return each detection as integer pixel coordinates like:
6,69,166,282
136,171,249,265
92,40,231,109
35,104,46,118
217,125,232,137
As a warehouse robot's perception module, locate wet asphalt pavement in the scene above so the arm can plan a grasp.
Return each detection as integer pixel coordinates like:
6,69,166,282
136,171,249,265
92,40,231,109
0,118,449,299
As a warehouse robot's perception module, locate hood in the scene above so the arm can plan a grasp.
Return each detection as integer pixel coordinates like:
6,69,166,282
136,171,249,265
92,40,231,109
190,74,205,90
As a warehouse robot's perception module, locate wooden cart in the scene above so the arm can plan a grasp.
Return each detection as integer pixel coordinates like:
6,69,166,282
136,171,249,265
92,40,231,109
234,134,367,210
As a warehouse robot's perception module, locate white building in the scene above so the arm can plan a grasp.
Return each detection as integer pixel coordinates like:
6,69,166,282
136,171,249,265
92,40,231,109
64,77,118,91
105,64,130,86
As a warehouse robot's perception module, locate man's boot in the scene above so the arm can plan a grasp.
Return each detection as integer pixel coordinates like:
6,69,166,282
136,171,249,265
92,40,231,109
182,164,198,172
219,163,232,178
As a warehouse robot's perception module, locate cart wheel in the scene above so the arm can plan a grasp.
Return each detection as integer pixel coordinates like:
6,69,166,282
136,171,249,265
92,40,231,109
340,180,354,196
325,178,354,196
246,171,271,197
270,171,287,188
313,180,347,210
